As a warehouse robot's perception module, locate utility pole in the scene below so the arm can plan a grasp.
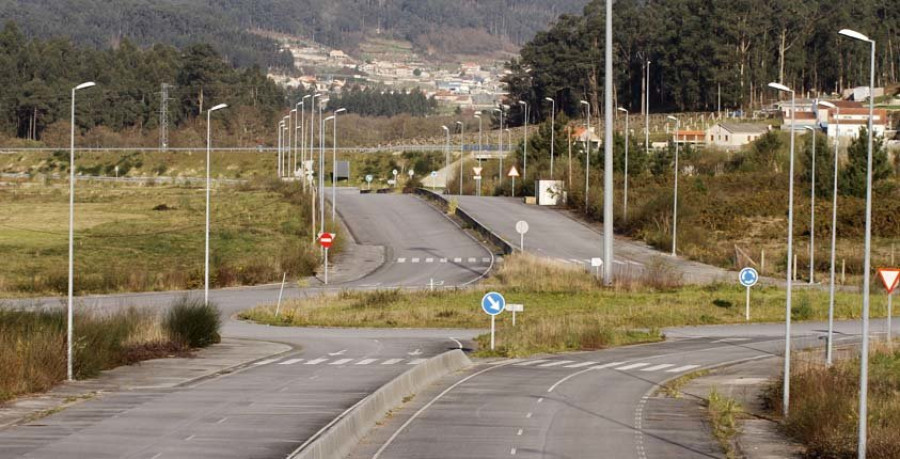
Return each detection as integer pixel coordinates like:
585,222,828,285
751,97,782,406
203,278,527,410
160,83,170,151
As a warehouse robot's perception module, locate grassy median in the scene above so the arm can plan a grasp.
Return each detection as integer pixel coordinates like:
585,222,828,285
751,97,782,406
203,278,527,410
0,297,221,402
240,253,882,357
765,344,900,458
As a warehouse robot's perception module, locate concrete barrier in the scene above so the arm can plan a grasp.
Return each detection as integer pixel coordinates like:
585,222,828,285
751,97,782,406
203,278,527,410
289,349,472,459
414,188,516,255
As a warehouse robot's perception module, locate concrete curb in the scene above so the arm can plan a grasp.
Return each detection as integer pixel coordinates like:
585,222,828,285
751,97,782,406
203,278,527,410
414,188,515,255
289,349,473,459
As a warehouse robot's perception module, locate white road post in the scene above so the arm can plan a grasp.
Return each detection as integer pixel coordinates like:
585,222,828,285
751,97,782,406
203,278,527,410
205,103,228,307
67,81,96,382
768,81,796,419
838,29,875,459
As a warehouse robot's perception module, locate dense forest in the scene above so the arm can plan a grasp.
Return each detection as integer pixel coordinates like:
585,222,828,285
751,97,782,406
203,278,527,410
325,87,437,117
0,23,285,146
503,0,900,122
0,0,589,67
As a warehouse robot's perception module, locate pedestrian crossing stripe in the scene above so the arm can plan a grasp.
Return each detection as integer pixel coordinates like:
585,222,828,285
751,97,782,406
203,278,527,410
504,359,702,374
395,257,491,265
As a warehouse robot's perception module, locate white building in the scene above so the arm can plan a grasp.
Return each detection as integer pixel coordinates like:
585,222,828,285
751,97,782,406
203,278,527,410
706,123,770,150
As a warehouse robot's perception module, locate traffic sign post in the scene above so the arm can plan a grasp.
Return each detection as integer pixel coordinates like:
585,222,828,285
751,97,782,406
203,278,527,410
508,166,520,197
506,303,523,326
365,174,373,190
739,267,759,321
877,268,900,342
318,233,335,285
430,171,437,191
515,220,529,251
481,292,506,350
591,257,603,279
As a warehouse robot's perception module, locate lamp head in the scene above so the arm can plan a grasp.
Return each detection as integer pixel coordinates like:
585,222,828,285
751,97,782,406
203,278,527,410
75,82,96,91
544,97,554,103
335,108,347,114
767,82,793,93
667,115,678,122
839,29,872,43
210,103,228,112
817,100,837,109
324,116,335,122
616,107,628,113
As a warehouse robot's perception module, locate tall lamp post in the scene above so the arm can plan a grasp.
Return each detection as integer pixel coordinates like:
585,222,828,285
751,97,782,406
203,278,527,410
768,81,796,420
838,28,876,459
646,60,651,156
301,95,311,164
666,115,680,257
277,121,283,177
580,100,591,211
518,100,528,179
328,108,347,224
817,100,839,366
67,81,96,382
492,108,504,184
441,125,450,190
617,107,630,220
456,121,464,195
545,97,556,178
602,0,614,286
289,108,297,176
205,103,228,307
318,98,328,235
282,115,290,176
804,125,817,284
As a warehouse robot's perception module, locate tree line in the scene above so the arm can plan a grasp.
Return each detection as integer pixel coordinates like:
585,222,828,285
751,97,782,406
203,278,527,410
503,0,899,124
325,86,437,118
0,23,285,145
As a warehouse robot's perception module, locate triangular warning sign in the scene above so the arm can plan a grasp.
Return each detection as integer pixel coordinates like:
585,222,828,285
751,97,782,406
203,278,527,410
877,268,900,294
508,166,520,177
473,166,483,176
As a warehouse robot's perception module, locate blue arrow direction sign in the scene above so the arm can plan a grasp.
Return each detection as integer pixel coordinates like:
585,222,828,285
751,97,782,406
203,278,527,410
739,267,759,288
481,292,506,316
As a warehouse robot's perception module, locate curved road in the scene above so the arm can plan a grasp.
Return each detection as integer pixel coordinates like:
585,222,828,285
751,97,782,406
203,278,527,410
0,190,491,459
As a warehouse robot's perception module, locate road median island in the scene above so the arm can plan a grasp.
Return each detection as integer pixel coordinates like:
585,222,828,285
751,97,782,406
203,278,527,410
289,349,472,459
414,188,515,254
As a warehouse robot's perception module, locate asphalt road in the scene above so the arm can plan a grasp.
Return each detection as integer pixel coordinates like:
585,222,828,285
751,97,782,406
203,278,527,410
355,319,878,459
0,190,491,459
453,195,730,284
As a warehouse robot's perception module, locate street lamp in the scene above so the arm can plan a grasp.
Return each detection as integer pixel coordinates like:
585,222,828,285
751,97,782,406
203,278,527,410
492,108,504,184
318,97,328,235
617,107,630,221
329,108,347,224
277,121,283,177
545,97,556,178
67,80,96,381
282,115,290,176
666,115,680,257
817,99,839,367
301,95,312,164
603,0,614,286
580,100,591,211
205,103,228,307
803,125,817,284
646,60,651,156
768,81,796,420
456,121,465,195
518,100,528,179
838,28,876,459
290,108,297,176
441,125,450,190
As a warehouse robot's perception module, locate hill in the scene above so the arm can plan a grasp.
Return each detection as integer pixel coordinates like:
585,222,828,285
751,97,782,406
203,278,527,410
0,0,590,67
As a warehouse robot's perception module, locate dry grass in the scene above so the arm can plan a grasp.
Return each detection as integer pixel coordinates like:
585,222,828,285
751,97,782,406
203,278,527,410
707,388,744,458
240,253,885,357
765,343,900,458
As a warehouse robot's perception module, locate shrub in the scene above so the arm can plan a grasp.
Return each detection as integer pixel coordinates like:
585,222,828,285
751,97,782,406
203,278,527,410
163,297,222,348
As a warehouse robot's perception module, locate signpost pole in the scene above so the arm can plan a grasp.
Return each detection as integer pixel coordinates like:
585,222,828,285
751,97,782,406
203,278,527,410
520,233,524,251
512,176,516,197
491,315,495,350
512,310,516,327
324,247,329,285
746,286,751,321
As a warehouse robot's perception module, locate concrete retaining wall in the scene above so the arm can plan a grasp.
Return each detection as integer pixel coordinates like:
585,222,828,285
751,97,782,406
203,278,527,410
290,349,472,459
414,188,516,255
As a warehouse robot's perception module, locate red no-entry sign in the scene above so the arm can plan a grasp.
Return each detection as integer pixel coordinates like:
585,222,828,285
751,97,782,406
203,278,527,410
318,233,335,249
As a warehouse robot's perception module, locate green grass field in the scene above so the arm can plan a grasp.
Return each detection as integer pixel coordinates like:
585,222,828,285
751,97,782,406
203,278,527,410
0,178,325,297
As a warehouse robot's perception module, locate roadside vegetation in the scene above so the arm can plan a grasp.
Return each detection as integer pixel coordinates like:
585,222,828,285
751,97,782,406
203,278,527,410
0,298,220,402
765,344,900,458
707,389,744,459
240,253,887,357
0,178,323,297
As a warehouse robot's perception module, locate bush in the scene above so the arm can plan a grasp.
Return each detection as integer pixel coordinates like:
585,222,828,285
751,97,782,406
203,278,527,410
163,297,222,348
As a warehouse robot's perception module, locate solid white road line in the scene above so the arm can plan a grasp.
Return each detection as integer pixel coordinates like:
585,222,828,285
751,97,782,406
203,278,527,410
514,360,551,366
355,359,378,365
615,363,651,371
564,361,598,368
381,358,403,365
329,358,354,365
253,359,279,366
278,358,304,365
538,360,575,367
666,364,701,373
305,358,328,365
641,364,675,372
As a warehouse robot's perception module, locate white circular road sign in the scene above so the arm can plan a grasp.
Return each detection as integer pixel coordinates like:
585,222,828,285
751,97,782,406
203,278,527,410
515,220,529,235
